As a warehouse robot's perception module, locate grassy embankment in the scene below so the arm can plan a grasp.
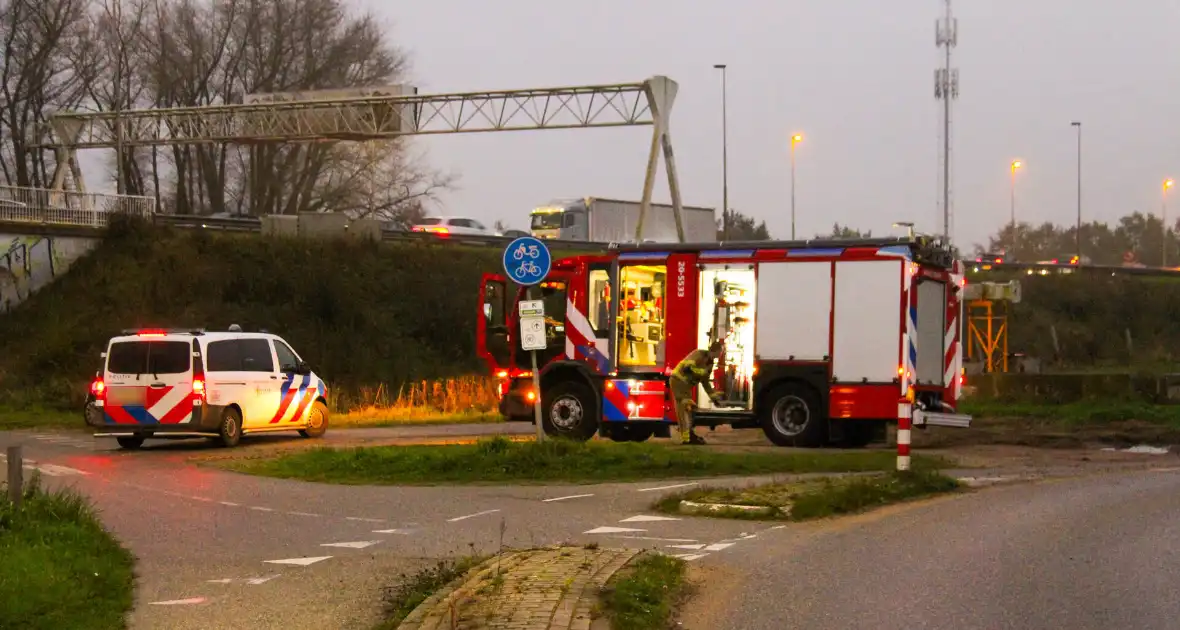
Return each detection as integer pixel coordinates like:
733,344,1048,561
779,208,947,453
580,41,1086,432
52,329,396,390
221,434,949,485
0,216,559,429
0,477,135,630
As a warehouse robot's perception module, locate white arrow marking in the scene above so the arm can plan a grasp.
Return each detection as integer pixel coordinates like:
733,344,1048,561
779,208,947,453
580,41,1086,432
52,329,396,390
704,542,735,552
264,556,333,566
610,535,698,543
619,515,681,523
246,575,281,585
542,494,595,502
584,526,646,535
320,540,381,549
670,553,708,561
150,597,207,605
667,544,707,550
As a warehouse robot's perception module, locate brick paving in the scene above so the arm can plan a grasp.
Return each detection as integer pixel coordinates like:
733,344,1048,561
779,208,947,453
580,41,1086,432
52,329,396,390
398,546,642,630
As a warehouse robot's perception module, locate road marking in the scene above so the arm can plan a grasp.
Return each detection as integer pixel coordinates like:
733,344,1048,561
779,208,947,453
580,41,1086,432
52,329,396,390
373,528,414,535
287,511,322,517
620,515,680,523
207,574,281,585
206,579,233,584
320,540,381,549
610,535,698,543
704,542,735,552
246,575,280,585
219,501,240,507
249,506,274,512
542,493,595,502
345,516,386,523
769,525,787,530
448,509,501,522
636,482,698,493
264,556,333,566
0,454,91,477
150,597,207,606
669,553,708,561
667,544,707,550
584,526,645,535
1150,467,1180,472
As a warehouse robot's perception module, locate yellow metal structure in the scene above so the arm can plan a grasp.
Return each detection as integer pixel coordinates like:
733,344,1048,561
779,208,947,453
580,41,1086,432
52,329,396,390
965,299,1008,373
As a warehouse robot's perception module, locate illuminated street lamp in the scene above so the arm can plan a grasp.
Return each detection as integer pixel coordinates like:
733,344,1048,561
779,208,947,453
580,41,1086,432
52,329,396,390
1009,159,1023,230
790,133,803,239
1164,178,1175,267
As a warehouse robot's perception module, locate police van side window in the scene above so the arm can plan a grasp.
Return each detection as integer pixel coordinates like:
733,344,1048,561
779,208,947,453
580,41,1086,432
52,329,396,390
206,340,241,372
273,340,300,373
238,339,275,372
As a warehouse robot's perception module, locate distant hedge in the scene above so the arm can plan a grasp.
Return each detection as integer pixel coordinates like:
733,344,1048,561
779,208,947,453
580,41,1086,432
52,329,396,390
966,372,1180,405
0,216,511,408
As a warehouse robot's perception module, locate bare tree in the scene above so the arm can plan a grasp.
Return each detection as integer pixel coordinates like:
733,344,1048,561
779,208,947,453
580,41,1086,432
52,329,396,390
0,0,89,188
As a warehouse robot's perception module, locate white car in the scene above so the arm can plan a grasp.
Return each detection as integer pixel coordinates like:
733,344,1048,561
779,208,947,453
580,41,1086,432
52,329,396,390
84,326,330,449
411,216,499,237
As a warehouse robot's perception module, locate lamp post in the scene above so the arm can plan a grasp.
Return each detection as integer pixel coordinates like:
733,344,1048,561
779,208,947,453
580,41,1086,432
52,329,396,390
1071,122,1081,261
1009,160,1023,252
790,133,803,239
713,64,729,240
1164,178,1174,267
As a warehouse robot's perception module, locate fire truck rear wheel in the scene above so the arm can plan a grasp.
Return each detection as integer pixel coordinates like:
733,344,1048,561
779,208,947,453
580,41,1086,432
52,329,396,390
542,381,598,441
606,424,655,443
761,381,826,448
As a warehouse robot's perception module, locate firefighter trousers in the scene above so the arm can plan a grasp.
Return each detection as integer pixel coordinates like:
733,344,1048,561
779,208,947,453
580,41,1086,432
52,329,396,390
669,375,695,444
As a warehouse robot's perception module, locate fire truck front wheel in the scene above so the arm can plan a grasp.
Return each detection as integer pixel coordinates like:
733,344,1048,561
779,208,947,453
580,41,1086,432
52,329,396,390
541,381,599,441
761,381,826,448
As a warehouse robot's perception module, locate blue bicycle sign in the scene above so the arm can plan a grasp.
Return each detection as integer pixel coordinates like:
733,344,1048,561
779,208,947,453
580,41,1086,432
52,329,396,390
502,236,551,286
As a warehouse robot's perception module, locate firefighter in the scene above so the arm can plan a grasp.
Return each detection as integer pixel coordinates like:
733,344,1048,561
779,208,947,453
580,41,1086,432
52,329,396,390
669,340,725,445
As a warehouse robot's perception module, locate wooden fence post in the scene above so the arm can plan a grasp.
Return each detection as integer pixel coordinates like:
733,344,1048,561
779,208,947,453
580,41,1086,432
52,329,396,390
6,445,22,510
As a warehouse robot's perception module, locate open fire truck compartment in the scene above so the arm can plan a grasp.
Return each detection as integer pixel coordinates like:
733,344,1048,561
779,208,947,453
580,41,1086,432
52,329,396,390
478,235,972,448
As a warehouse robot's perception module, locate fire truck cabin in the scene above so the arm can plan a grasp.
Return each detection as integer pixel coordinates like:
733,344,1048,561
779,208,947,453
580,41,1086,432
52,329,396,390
477,236,971,448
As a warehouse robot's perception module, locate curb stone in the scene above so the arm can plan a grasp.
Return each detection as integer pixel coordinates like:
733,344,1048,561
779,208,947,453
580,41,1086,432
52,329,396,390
678,499,785,517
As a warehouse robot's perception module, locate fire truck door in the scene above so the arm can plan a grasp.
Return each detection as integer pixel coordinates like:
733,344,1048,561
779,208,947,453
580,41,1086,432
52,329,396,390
477,273,511,373
697,263,756,410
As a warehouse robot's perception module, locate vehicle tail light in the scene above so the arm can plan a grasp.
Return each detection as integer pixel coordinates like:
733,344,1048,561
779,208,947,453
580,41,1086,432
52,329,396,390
959,369,966,387
192,377,206,398
137,329,167,337
90,377,106,399
526,390,536,402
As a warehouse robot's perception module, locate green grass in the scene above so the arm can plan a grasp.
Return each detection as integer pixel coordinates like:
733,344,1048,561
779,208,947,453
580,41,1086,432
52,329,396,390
334,411,503,428
221,435,948,485
372,555,485,629
0,406,81,431
602,553,688,630
656,470,962,522
0,477,135,630
960,399,1180,427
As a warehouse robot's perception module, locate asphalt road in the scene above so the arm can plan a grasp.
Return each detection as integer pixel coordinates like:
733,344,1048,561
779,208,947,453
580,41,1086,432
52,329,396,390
0,425,778,629
682,467,1180,630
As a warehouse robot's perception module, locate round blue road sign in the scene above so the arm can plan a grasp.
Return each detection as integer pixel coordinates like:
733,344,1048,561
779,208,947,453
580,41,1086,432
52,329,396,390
502,236,552,286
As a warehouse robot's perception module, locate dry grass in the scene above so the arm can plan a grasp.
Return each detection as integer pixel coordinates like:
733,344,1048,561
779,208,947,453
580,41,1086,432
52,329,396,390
336,376,503,427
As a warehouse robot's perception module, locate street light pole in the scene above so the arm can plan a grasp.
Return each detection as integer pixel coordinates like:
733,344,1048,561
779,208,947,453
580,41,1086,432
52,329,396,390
714,64,729,241
1071,122,1081,261
790,133,803,240
1009,160,1022,247
1164,178,1174,267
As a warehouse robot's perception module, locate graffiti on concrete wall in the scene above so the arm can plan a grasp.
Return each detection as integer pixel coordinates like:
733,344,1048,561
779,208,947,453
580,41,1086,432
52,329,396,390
0,234,96,313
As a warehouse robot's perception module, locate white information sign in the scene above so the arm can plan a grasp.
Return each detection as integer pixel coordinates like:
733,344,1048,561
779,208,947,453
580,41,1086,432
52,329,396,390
518,300,547,351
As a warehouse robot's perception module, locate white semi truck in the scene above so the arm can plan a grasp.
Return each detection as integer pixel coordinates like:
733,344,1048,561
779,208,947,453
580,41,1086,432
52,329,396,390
529,197,717,243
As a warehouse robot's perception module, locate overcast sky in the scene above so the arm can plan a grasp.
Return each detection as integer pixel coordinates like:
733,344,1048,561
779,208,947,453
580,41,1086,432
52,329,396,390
357,0,1180,249
80,0,1180,250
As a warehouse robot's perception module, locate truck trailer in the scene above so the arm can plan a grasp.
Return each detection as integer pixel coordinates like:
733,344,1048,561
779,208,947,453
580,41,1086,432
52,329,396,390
529,197,716,243
477,236,972,448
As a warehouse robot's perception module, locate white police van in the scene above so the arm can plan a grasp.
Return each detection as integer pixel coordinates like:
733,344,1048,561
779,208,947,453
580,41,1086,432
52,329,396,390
85,326,330,449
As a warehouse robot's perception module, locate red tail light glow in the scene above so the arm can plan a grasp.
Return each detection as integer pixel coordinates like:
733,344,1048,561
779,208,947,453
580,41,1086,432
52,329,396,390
192,378,206,398
90,378,106,399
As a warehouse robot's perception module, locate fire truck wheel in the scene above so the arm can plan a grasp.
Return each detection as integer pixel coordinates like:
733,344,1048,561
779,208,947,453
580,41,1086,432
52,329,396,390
542,381,598,441
761,382,826,448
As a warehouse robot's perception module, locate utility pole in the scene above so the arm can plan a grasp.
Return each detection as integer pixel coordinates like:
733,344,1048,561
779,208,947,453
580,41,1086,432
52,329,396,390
714,64,729,241
935,0,959,242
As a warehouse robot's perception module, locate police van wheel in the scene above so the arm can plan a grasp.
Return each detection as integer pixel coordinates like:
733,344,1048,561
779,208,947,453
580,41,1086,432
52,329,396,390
761,382,826,448
299,402,329,439
218,407,243,448
116,436,145,450
542,382,598,441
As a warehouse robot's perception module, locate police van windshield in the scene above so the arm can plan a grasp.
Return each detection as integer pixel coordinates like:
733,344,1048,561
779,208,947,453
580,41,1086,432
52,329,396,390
107,341,191,374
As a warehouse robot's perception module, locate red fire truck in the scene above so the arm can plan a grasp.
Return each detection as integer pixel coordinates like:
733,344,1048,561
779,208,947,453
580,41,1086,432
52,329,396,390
477,236,972,448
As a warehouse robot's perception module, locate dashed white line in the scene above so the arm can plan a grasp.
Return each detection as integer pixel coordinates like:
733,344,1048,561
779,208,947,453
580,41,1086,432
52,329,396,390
149,597,206,606
636,482,698,493
320,540,381,549
264,556,333,566
219,501,240,507
1150,467,1180,472
373,528,414,535
704,542,735,552
584,526,645,535
447,509,501,522
249,506,274,512
345,516,386,523
611,535,699,543
619,514,680,523
287,511,322,517
669,553,708,561
667,544,707,550
542,493,595,502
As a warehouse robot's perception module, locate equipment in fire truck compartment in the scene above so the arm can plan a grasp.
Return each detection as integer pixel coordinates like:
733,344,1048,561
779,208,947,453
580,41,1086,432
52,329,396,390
617,264,667,369
696,265,756,411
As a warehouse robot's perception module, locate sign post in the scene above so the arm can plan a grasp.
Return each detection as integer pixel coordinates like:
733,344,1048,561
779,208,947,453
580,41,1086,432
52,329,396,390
502,236,552,442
